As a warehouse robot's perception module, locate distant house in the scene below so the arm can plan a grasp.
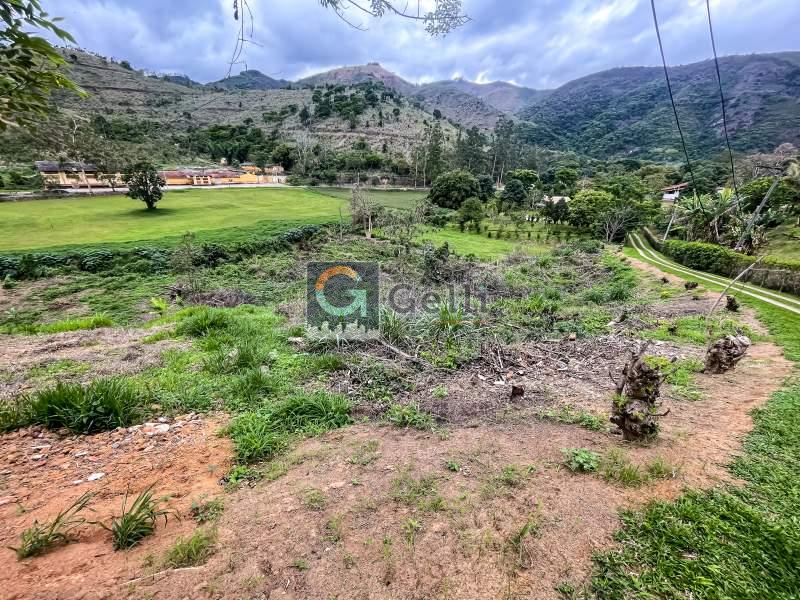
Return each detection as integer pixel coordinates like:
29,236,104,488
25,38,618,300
35,161,122,189
662,183,689,202
158,167,286,187
240,163,285,177
544,195,571,204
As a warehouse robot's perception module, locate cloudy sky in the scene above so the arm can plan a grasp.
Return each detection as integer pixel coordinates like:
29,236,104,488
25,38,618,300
42,0,799,89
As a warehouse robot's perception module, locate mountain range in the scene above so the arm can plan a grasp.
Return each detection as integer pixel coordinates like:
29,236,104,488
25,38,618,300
189,52,800,158
8,48,800,163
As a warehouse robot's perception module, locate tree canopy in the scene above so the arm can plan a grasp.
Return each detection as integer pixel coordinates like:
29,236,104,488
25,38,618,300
428,169,479,210
123,162,164,210
0,1,83,131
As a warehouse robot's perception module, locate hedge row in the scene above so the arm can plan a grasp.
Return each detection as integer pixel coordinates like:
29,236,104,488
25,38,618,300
641,229,800,296
0,224,324,281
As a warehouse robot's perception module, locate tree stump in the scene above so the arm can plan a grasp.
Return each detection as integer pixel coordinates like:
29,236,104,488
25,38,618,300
610,343,670,441
704,335,751,374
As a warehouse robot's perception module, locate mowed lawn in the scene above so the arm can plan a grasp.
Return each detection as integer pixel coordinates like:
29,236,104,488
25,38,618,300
312,187,428,210
0,188,348,252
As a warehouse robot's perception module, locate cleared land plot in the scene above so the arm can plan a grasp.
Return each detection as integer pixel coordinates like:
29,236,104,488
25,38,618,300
0,188,346,252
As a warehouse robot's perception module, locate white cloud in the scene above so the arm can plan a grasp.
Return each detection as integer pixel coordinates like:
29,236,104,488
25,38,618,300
42,0,800,89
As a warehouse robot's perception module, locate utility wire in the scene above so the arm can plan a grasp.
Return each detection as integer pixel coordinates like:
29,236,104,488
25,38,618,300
705,0,742,204
649,0,701,203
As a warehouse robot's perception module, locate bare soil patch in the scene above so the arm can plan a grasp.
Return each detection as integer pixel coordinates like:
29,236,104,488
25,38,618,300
0,327,185,402
0,414,232,600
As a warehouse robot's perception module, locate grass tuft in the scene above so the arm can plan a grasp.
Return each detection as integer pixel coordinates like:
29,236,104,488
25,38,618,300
162,528,216,568
102,485,174,551
12,493,93,559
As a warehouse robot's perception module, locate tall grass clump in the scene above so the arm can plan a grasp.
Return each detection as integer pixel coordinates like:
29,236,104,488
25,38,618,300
2,378,145,434
101,485,174,550
162,528,217,568
229,391,352,463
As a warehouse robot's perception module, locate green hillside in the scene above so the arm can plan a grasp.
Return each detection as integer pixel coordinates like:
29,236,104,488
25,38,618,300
519,53,800,160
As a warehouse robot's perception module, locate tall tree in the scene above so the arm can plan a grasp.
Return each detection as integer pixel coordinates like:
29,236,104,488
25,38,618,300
124,162,163,210
490,116,515,184
425,122,446,186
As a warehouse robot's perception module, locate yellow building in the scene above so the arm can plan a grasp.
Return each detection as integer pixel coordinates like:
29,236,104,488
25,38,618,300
35,161,123,189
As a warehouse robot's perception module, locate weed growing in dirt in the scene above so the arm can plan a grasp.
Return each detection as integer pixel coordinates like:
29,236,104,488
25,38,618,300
503,516,540,572
102,485,174,550
190,498,224,523
391,471,442,510
599,449,647,487
646,457,679,480
563,448,600,473
325,516,344,543
538,406,606,431
647,356,705,401
482,465,531,498
162,528,217,568
402,518,423,547
227,391,351,463
301,488,327,511
348,440,380,466
584,255,638,304
445,460,461,472
1,378,145,434
12,493,93,559
292,558,310,571
386,403,434,430
642,316,748,346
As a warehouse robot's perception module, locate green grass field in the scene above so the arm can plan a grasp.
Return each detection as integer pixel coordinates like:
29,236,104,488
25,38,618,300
765,221,800,261
416,226,559,260
311,187,427,210
0,188,348,252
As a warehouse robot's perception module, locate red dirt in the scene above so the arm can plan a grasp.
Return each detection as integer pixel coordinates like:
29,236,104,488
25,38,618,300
0,415,232,600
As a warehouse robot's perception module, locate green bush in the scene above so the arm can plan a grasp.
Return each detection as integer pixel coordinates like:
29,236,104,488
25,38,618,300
1,378,145,434
660,238,800,296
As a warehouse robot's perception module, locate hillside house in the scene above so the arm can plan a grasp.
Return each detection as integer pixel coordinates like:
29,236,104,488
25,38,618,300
241,163,286,177
662,183,689,202
35,161,122,189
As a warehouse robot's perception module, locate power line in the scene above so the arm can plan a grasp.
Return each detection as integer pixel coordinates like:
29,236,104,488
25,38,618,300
649,0,700,200
705,0,742,204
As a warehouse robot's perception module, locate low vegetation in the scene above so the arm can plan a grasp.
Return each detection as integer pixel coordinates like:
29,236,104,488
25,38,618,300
101,485,174,551
12,494,93,560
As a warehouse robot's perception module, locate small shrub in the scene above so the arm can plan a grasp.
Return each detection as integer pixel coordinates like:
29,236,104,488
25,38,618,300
102,485,174,550
445,460,461,473
647,457,679,480
391,471,440,508
13,493,93,559
176,308,231,337
162,528,216,568
386,403,434,430
563,448,600,473
189,498,224,523
301,488,327,511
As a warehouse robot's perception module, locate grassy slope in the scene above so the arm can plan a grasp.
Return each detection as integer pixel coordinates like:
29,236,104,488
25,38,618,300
590,247,800,598
765,221,800,261
0,188,346,252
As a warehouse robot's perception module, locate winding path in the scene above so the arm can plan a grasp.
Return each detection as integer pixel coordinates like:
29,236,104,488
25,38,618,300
628,232,800,316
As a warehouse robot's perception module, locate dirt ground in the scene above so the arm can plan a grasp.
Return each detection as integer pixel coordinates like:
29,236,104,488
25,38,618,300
0,334,787,600
0,327,185,402
0,260,793,599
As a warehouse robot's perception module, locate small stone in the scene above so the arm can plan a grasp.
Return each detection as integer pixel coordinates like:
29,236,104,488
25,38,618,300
72,480,84,486
30,454,46,461
568,332,577,341
0,496,15,507
87,472,105,481
158,417,169,424
74,451,88,458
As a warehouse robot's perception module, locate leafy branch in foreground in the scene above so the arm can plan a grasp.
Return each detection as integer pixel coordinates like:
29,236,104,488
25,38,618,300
12,493,93,559
0,0,84,131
